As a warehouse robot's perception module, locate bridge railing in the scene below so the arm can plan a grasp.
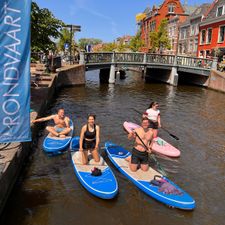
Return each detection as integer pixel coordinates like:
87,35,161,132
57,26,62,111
85,52,112,63
146,54,175,65
83,52,217,70
114,52,144,63
176,55,213,69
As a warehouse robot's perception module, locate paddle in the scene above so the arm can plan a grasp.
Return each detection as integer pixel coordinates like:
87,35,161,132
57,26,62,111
134,131,167,177
160,127,179,140
132,108,179,140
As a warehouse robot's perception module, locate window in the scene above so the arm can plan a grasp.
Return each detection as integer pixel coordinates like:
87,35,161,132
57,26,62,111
190,25,195,36
168,4,175,13
201,30,206,44
207,28,212,43
194,39,198,51
195,25,199,35
217,6,224,17
189,40,193,52
218,25,225,42
206,50,211,58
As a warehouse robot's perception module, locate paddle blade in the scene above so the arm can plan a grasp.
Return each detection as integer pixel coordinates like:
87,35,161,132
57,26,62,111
170,134,179,140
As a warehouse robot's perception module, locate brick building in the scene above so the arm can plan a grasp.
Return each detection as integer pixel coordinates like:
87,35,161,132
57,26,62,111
198,0,225,61
139,0,188,52
178,4,210,56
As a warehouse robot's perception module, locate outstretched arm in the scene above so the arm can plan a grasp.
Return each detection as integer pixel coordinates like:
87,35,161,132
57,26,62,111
32,115,55,123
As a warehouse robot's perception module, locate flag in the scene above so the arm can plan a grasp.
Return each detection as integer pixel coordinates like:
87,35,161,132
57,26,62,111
0,0,31,142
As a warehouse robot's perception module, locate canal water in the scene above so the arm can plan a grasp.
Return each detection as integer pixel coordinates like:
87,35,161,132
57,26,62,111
1,70,225,225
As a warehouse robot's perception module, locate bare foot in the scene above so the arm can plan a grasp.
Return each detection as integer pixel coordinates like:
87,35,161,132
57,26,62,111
59,134,66,138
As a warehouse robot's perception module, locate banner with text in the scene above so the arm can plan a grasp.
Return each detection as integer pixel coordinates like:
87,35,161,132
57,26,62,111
0,0,31,143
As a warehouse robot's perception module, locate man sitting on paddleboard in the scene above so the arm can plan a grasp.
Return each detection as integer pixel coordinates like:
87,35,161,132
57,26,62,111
32,108,71,138
127,117,154,172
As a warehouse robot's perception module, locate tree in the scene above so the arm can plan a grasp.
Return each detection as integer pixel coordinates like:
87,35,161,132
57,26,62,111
129,31,144,52
31,1,64,53
101,42,117,52
57,28,71,52
149,19,171,53
78,38,103,50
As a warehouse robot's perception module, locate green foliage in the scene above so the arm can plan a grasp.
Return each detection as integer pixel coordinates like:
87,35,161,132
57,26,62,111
101,42,117,52
57,28,71,51
149,19,171,52
31,1,64,53
129,31,144,52
117,39,127,52
78,38,102,50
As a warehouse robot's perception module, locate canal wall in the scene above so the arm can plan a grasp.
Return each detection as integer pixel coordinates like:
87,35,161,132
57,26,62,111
207,69,225,93
0,64,85,216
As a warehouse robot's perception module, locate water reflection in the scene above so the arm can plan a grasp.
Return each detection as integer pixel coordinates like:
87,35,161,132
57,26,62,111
1,69,225,225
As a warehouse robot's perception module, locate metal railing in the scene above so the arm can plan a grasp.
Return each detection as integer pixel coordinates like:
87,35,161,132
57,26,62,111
82,52,217,71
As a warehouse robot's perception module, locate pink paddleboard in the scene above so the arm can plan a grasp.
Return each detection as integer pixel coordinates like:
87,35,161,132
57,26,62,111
123,121,180,157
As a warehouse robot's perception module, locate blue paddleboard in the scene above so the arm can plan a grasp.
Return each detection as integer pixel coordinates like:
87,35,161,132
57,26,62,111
70,137,118,199
43,121,74,155
105,142,195,210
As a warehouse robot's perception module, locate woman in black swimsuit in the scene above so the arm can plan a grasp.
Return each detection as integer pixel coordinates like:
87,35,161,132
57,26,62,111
79,114,100,165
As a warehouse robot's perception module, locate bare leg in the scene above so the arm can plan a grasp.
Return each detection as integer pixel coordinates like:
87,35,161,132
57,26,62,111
59,127,71,137
129,163,138,172
46,126,59,137
140,164,149,172
91,149,100,163
81,150,88,165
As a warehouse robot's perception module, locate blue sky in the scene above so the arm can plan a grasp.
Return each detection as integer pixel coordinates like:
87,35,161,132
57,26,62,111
34,0,212,42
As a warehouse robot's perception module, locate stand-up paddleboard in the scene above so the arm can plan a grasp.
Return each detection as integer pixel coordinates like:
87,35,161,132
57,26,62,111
43,120,74,155
123,121,180,157
70,136,118,199
105,142,195,210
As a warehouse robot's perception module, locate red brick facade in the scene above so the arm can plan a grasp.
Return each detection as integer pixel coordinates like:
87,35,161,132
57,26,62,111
140,0,186,52
198,0,225,60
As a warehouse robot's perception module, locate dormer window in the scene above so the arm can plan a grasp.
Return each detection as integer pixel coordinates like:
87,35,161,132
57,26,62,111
168,4,175,13
217,6,224,17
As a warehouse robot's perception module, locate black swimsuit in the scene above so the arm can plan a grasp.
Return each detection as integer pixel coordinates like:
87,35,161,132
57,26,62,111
82,124,96,150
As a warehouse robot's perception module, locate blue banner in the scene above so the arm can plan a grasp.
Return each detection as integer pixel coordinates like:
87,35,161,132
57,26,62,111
0,0,31,142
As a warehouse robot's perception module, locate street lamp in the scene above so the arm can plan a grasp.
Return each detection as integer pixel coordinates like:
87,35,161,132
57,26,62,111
64,24,81,64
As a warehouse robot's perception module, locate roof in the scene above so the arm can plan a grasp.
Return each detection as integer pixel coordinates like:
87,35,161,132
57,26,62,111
182,5,198,15
179,3,210,27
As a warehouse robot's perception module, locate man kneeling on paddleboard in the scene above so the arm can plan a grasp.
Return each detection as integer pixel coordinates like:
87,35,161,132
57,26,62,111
126,117,154,172
32,108,71,138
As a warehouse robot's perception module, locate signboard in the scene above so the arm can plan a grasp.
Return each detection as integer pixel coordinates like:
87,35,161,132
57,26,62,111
64,43,69,50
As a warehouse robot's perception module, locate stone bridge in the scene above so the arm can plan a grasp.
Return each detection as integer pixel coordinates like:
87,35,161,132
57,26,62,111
79,52,218,86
